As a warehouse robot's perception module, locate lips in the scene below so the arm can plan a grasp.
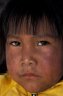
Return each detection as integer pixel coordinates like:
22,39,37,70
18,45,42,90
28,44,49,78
20,73,40,78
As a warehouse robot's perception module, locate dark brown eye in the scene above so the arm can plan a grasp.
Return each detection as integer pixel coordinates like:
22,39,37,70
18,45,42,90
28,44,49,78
10,41,21,46
37,41,50,46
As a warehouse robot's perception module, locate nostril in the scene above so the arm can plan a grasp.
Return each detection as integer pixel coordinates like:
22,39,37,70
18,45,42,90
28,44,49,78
29,62,33,65
29,60,35,65
21,58,37,66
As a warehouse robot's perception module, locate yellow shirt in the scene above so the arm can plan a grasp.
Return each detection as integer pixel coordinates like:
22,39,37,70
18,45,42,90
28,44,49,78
0,74,63,96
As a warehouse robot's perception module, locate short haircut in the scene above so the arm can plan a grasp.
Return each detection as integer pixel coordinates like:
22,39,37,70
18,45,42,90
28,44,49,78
0,0,63,73
0,0,63,39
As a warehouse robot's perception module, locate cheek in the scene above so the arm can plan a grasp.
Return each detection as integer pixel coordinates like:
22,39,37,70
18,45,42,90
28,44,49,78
6,48,21,73
37,47,56,64
37,46,62,64
36,47,63,75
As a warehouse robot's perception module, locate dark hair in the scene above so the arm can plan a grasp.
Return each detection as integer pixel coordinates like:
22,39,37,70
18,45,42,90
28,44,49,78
0,0,63,73
0,0,63,37
0,24,7,73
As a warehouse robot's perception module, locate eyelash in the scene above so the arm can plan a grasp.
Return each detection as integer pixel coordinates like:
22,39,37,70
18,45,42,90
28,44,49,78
9,40,50,47
36,41,50,46
10,41,21,46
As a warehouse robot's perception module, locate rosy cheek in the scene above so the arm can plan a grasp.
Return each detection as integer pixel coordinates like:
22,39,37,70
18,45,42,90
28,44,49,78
36,47,58,74
37,47,54,59
6,48,20,68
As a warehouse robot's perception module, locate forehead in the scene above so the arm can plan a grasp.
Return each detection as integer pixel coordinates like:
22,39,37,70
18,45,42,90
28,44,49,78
8,16,57,37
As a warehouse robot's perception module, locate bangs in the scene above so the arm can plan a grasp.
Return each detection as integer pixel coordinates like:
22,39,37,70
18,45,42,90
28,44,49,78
7,15,59,39
1,0,62,39
8,15,39,35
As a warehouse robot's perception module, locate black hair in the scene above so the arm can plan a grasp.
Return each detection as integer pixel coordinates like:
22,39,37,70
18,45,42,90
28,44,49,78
0,0,63,38
0,0,63,73
0,24,7,73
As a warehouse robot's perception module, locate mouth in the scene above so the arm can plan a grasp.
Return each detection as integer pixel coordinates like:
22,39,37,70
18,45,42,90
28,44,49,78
20,73,40,79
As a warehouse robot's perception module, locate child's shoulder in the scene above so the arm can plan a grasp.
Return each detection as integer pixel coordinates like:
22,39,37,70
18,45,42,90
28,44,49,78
0,73,14,95
0,74,27,96
0,73,6,82
0,73,11,88
0,73,9,83
0,73,6,77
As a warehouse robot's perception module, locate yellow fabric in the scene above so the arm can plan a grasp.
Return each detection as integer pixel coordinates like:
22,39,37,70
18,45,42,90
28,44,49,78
0,74,63,96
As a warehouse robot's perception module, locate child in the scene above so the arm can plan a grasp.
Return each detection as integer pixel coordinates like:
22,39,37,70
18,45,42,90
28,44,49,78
0,0,63,96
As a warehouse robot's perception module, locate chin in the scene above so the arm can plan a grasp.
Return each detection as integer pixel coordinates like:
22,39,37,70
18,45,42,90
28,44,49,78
20,82,44,93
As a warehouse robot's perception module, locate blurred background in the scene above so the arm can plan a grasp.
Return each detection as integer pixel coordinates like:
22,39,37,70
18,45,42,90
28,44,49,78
0,0,9,15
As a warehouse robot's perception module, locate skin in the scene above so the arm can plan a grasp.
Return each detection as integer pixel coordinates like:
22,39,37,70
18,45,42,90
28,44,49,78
6,18,63,93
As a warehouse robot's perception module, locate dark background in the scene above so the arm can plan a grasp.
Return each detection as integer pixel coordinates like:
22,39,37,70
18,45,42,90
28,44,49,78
0,0,9,73
0,0,9,15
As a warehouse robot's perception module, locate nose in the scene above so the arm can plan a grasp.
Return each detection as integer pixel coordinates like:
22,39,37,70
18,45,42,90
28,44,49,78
21,58,36,66
21,44,37,66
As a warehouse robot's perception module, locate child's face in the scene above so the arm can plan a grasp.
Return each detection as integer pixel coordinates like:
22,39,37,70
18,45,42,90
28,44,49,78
6,18,63,93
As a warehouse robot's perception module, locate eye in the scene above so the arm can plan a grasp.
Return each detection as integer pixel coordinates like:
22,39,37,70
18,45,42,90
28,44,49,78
37,41,50,46
10,41,21,46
